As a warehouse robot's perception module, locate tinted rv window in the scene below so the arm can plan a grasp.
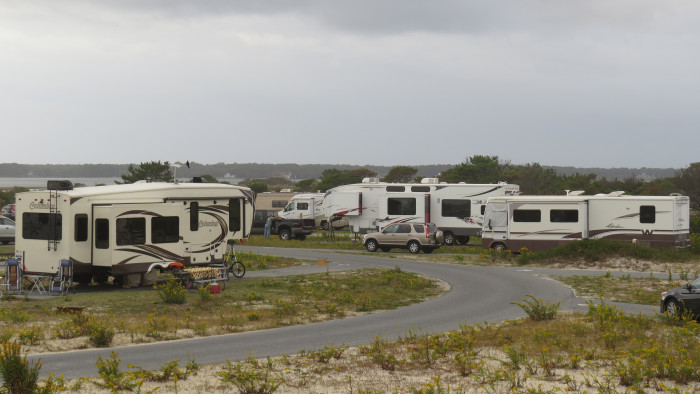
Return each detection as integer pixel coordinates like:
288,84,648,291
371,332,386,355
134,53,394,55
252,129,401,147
95,219,109,249
481,205,486,215
640,206,656,223
75,214,88,242
513,209,541,222
386,186,405,192
550,210,578,223
116,218,146,246
411,186,430,192
297,202,309,210
442,199,471,218
271,200,287,208
387,198,416,215
152,216,179,244
190,202,199,231
22,213,62,240
229,199,242,232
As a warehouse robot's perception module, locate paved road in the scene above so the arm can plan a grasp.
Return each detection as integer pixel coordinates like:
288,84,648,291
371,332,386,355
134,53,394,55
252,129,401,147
30,246,658,379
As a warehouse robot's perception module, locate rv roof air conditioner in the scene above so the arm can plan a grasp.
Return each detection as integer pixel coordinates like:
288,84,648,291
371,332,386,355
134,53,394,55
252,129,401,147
566,190,585,196
421,178,439,184
608,191,626,197
47,180,73,191
362,177,379,184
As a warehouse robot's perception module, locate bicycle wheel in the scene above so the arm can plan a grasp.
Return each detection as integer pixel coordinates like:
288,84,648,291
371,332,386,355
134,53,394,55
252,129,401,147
230,261,246,278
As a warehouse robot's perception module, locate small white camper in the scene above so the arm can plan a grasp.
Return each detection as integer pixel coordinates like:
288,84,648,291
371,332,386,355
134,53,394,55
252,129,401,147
14,181,254,284
278,193,347,230
481,192,691,252
323,178,520,244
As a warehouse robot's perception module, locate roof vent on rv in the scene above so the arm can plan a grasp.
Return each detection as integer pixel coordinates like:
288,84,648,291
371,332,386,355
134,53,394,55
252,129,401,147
421,178,439,184
566,190,585,196
362,177,380,184
608,191,626,197
47,180,73,191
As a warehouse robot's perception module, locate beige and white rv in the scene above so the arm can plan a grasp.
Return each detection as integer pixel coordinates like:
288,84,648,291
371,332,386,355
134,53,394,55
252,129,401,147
481,192,691,252
14,180,254,285
324,178,520,244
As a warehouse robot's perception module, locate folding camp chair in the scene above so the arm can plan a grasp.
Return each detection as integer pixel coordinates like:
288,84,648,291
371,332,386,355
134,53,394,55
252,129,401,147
50,259,73,295
3,259,22,295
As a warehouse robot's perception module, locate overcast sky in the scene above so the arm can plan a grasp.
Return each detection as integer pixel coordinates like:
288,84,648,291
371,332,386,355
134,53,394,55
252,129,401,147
1,1,698,169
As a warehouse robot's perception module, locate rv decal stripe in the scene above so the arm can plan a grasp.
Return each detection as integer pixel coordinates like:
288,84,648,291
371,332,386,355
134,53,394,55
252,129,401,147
117,210,162,218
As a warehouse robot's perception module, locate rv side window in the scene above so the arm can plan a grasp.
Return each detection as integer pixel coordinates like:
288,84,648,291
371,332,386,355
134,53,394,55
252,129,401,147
297,202,309,211
386,186,405,192
640,206,656,223
387,197,416,215
411,186,430,192
229,199,242,232
190,202,199,231
75,214,88,242
442,199,471,218
116,218,146,246
550,210,578,223
152,216,179,243
271,200,287,208
513,209,541,222
95,219,109,249
481,205,486,215
22,213,62,241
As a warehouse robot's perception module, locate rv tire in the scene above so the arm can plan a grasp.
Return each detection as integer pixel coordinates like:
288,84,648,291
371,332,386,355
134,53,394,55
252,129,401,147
492,243,507,252
408,241,421,254
443,232,455,246
365,239,378,252
279,229,291,241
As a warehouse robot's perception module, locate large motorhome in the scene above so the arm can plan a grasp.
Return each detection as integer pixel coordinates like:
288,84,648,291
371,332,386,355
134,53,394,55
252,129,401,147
481,192,691,252
323,178,520,244
14,180,254,284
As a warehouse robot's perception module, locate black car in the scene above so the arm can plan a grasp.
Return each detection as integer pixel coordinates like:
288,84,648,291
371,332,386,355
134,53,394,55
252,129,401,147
660,278,700,317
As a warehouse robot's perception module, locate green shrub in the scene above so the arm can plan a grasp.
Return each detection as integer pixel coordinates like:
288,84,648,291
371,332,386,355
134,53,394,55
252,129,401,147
0,340,40,394
88,322,115,348
219,356,284,394
512,294,560,321
155,278,187,305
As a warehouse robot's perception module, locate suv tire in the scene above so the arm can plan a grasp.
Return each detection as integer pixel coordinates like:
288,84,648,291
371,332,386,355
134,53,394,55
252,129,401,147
365,239,378,252
408,241,421,254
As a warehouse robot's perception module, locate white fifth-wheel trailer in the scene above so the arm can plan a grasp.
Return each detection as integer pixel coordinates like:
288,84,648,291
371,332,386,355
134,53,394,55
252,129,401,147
323,178,520,245
14,180,254,285
481,191,691,252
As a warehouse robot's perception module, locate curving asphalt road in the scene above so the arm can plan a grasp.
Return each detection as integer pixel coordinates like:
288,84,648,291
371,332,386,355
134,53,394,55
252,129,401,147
30,246,658,379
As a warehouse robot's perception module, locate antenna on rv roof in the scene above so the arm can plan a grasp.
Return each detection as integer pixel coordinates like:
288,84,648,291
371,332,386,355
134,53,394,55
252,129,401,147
171,163,181,184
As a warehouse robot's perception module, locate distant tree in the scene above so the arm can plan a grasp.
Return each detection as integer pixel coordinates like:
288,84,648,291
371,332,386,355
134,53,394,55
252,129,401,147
198,174,219,183
439,155,510,184
559,173,598,194
317,168,377,191
382,166,418,183
247,183,269,194
503,163,561,194
295,179,318,192
675,162,700,207
117,161,173,184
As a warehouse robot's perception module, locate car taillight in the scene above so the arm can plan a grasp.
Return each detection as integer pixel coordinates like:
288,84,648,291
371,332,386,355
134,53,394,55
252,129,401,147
425,226,430,239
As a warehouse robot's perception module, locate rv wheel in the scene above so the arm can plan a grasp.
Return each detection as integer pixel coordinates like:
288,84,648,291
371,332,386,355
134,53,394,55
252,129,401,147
492,243,507,252
321,221,329,230
443,232,456,246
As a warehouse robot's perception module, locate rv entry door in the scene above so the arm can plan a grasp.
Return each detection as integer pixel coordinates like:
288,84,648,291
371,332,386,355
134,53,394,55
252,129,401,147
484,203,508,240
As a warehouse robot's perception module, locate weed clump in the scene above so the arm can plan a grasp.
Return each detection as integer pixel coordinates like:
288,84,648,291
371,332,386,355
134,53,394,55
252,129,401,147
155,278,187,305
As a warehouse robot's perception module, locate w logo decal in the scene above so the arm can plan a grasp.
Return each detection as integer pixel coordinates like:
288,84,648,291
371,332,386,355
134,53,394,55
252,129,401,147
641,229,654,236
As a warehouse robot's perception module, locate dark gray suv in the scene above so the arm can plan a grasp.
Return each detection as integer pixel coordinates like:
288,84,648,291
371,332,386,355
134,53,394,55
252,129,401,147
362,223,444,254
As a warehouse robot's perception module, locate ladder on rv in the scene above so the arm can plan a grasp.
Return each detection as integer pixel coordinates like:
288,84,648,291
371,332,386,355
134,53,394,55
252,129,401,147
48,187,59,251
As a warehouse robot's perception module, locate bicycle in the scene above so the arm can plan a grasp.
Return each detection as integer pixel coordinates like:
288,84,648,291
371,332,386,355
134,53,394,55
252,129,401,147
223,246,246,279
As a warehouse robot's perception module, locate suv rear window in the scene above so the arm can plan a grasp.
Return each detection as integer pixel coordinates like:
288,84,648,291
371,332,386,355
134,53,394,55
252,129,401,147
426,223,438,233
413,224,424,233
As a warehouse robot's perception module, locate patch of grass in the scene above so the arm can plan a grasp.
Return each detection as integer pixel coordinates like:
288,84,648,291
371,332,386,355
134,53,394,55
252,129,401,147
518,239,698,265
556,275,686,305
0,261,443,353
